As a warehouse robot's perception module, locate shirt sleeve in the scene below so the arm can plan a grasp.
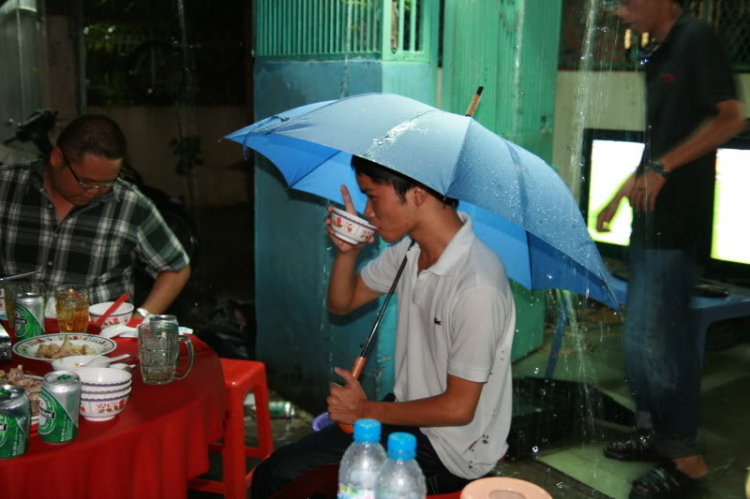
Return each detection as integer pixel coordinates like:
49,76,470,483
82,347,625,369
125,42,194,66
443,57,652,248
446,287,513,383
687,22,739,109
134,195,190,277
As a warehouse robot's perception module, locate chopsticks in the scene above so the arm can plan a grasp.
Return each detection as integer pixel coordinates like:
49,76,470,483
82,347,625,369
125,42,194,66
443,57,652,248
0,269,42,283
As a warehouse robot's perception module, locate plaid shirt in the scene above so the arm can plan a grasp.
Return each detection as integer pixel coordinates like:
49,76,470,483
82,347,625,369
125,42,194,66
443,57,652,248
0,161,190,304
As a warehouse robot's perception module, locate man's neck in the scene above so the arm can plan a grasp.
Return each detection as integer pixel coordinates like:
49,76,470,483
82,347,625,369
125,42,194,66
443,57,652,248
410,208,464,271
654,4,681,41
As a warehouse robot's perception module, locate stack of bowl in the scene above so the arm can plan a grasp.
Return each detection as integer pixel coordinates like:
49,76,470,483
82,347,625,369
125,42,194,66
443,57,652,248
75,367,132,421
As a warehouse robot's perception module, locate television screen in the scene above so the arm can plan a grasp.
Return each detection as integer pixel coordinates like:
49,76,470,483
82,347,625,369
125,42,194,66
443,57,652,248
580,129,644,260
584,138,644,247
711,144,750,266
581,129,750,283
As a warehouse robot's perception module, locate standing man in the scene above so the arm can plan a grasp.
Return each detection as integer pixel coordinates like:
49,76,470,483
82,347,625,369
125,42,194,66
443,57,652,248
597,1,744,497
0,114,191,321
250,156,516,496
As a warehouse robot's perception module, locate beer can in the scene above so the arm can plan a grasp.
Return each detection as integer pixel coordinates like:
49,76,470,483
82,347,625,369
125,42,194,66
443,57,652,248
38,371,82,444
0,385,31,458
15,292,45,340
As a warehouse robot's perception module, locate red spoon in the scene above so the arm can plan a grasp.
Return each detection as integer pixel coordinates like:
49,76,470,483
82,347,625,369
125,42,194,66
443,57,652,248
93,294,130,328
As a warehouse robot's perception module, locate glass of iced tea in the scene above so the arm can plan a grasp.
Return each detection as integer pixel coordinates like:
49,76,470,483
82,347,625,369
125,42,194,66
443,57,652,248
54,285,90,333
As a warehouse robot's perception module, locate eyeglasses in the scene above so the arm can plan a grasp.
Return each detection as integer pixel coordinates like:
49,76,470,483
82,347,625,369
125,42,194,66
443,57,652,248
60,150,119,190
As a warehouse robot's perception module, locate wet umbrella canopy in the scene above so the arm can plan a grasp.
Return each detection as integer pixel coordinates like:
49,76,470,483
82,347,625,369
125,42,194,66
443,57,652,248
226,93,617,308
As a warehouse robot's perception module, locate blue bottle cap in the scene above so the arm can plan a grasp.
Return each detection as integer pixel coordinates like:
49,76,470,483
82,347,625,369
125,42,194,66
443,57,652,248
387,432,417,459
353,418,381,443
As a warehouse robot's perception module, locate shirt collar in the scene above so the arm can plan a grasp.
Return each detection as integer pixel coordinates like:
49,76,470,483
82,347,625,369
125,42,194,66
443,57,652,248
412,211,475,277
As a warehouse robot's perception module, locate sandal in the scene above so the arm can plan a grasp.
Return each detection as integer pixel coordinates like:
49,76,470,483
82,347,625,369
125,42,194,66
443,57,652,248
604,431,660,461
629,461,698,498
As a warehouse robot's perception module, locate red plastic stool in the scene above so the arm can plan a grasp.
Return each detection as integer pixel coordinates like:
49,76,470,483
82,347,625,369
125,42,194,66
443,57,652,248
188,358,274,499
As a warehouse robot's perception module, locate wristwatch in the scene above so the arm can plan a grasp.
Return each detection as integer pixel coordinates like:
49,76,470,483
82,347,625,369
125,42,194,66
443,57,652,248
644,159,670,178
136,307,151,319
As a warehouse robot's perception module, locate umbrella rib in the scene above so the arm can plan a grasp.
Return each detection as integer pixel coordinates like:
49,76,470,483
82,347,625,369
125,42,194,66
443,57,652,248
287,148,349,188
444,117,476,197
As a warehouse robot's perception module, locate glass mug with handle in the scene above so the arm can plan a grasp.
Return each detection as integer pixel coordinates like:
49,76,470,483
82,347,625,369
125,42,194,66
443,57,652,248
137,321,195,384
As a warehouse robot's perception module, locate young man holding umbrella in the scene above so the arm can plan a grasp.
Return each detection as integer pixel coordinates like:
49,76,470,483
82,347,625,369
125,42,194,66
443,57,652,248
250,156,516,496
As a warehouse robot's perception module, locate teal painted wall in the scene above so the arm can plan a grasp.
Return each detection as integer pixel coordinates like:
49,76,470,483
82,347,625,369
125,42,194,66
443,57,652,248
442,0,563,362
254,59,435,414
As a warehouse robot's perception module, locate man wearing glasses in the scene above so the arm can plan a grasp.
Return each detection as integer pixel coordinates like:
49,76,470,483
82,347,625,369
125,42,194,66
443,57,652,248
0,114,190,321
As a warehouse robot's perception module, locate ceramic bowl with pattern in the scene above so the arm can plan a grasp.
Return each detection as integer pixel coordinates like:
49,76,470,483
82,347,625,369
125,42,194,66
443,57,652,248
12,334,116,362
75,367,132,392
329,207,376,245
89,302,134,329
80,390,131,421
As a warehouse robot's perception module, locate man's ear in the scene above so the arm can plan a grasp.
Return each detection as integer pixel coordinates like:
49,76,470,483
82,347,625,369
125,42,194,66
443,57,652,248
49,147,64,169
411,186,428,206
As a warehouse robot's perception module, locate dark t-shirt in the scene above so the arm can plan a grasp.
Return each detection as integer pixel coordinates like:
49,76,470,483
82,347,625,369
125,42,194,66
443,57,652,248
631,15,738,260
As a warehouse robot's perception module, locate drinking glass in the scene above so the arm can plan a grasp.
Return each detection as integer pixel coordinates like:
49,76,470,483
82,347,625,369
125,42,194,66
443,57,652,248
54,285,90,333
137,322,194,385
3,280,46,329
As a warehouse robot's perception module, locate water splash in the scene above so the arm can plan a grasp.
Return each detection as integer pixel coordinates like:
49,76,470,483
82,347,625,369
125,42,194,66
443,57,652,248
175,0,199,209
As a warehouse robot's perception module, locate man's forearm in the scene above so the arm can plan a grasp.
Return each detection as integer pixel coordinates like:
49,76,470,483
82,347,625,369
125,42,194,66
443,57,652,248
661,100,745,172
137,265,191,316
327,250,361,314
362,393,476,428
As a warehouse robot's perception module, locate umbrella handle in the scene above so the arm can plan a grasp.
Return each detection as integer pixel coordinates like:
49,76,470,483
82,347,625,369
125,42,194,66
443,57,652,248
337,355,367,434
335,240,415,435
465,86,484,117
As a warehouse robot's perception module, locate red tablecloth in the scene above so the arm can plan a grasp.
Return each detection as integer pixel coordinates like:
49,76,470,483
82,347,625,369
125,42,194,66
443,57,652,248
0,322,226,499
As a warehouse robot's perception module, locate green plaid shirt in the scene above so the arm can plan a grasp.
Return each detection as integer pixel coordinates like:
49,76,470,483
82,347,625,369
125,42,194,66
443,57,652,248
0,161,190,304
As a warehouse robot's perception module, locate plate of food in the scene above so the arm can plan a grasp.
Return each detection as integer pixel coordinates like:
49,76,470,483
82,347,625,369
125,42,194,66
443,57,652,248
12,333,116,362
0,365,42,428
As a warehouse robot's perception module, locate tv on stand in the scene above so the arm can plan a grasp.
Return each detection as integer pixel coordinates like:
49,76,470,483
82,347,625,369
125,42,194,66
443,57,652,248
580,128,750,288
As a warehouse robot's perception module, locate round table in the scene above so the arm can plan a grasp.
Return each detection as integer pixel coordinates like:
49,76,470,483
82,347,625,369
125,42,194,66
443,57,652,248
0,321,226,499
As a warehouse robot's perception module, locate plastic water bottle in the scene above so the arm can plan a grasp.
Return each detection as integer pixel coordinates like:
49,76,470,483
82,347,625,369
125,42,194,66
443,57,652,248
338,419,387,499
375,432,427,499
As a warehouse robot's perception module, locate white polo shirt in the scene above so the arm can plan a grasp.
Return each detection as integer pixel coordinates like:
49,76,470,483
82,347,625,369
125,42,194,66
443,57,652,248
360,212,516,479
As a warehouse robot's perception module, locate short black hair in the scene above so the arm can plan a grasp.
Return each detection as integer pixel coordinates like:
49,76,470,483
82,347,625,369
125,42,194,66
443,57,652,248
56,114,127,163
351,155,458,208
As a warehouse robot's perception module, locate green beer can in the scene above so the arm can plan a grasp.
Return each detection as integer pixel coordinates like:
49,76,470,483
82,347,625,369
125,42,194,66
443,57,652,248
0,385,31,458
38,371,81,444
15,292,45,340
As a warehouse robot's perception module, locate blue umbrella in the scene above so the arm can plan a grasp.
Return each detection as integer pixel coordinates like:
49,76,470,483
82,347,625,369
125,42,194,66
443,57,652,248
226,93,618,308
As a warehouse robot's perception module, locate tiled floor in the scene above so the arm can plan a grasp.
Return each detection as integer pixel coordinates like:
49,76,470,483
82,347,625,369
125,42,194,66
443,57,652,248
186,204,750,498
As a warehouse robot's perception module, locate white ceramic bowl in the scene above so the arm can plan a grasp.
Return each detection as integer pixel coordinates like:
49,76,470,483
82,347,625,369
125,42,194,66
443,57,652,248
329,207,376,245
75,367,132,392
89,301,134,329
82,386,132,400
82,382,132,397
80,390,131,421
52,355,109,371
